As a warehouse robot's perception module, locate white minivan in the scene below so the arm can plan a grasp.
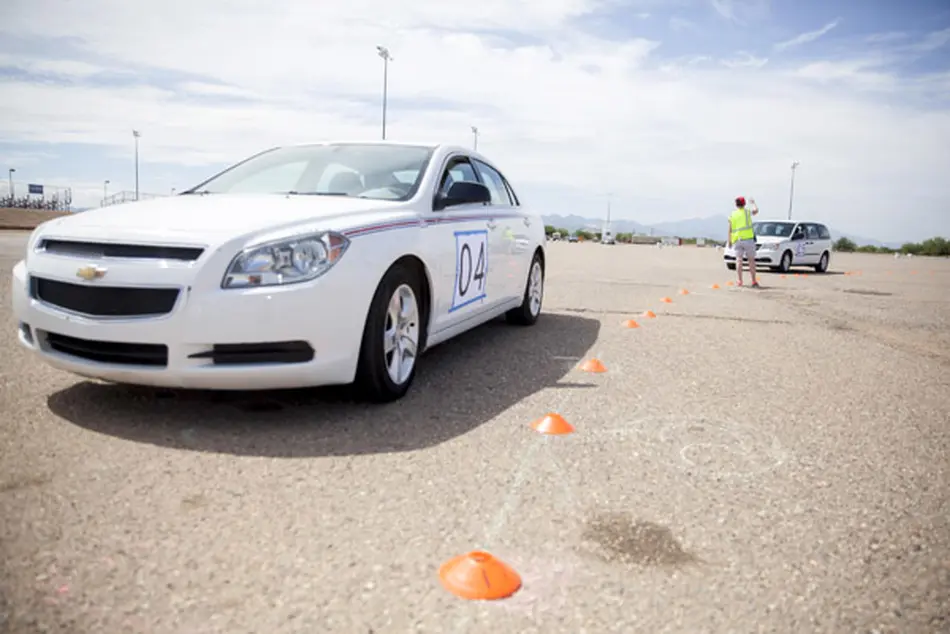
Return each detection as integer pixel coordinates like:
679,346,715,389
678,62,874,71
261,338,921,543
723,219,833,273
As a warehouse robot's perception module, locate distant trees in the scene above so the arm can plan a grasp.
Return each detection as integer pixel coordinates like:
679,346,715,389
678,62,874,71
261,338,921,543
834,236,949,257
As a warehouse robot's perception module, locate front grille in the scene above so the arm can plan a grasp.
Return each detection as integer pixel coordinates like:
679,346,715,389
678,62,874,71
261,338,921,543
31,277,180,317
39,239,203,261
44,332,168,366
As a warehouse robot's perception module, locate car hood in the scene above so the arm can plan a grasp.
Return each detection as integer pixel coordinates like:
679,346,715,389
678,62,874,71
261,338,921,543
755,235,788,244
37,194,407,245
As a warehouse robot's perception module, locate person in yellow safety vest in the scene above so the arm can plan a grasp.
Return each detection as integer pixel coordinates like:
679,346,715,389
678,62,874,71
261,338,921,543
728,196,760,288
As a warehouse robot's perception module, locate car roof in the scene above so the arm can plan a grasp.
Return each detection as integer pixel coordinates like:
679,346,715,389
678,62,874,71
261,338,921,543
280,140,487,155
265,140,506,172
755,218,825,225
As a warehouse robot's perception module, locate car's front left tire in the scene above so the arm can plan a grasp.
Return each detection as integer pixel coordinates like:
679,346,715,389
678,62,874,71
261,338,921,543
506,250,544,326
354,262,425,403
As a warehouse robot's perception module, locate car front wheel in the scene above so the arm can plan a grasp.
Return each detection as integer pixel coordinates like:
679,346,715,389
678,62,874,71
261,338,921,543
778,251,792,273
506,251,544,326
355,262,424,402
814,251,829,273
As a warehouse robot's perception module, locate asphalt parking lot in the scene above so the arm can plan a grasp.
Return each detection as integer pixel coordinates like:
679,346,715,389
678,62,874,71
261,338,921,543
2,232,948,634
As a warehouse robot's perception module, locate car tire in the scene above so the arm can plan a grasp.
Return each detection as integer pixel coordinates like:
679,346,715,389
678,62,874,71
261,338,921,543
506,251,544,326
726,262,736,270
778,251,792,273
354,262,425,403
814,251,829,273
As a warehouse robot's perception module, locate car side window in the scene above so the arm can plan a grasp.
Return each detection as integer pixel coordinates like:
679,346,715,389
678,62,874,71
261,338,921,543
792,224,805,239
437,157,479,198
472,159,512,206
817,224,831,240
805,224,820,239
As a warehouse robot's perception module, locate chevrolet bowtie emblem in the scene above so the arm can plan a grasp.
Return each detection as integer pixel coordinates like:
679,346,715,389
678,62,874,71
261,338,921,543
76,265,107,281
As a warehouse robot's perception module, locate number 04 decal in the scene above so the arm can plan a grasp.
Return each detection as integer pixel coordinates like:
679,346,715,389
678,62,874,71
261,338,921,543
450,229,488,312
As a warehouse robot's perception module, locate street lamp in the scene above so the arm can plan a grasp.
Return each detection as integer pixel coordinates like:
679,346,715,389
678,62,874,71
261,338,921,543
471,126,479,150
103,179,110,205
376,46,393,140
132,130,141,201
787,160,800,220
7,168,15,199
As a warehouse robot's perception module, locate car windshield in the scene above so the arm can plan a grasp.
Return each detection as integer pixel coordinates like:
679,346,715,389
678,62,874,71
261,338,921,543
753,221,795,237
185,143,434,201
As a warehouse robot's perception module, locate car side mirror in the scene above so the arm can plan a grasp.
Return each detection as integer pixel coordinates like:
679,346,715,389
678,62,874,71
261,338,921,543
436,181,491,210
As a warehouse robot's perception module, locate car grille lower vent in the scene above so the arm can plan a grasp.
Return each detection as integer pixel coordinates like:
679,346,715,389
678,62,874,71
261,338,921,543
44,332,169,366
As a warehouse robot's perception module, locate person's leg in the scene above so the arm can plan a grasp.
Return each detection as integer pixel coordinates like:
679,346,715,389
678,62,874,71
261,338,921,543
736,242,747,285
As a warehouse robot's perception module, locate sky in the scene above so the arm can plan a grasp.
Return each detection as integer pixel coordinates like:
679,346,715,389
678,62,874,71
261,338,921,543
0,0,948,243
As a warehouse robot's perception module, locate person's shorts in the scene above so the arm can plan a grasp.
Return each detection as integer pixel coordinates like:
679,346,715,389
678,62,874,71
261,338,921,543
733,239,756,260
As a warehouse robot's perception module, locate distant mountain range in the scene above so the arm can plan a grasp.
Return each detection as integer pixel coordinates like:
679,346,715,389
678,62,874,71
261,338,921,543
541,214,902,249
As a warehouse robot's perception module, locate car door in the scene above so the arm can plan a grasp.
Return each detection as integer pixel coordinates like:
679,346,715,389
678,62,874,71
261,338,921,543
801,223,822,264
471,157,525,302
815,223,833,255
427,154,501,335
790,223,809,265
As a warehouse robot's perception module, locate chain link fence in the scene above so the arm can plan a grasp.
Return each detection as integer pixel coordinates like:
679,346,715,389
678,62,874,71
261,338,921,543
1,181,72,211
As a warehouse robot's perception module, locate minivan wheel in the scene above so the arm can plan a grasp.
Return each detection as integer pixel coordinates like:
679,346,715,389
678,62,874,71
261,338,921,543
778,251,792,273
814,251,829,273
355,263,424,403
726,262,736,270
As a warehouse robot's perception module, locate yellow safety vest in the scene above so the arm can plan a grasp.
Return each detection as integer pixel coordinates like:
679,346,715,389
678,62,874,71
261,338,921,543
730,206,755,243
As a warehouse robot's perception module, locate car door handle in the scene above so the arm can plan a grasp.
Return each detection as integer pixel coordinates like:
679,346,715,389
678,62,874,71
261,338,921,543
487,220,497,230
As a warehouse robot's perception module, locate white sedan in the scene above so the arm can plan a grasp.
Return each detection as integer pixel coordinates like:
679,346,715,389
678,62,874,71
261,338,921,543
11,142,547,402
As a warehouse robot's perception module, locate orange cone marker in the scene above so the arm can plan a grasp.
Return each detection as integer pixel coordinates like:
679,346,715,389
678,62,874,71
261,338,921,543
711,284,720,289
579,358,607,373
678,289,689,295
726,281,735,286
660,297,672,303
622,319,640,328
439,551,522,600
642,310,656,318
530,413,575,435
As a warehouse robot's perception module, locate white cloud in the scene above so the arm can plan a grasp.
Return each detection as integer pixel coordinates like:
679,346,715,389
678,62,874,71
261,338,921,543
774,19,841,52
0,0,947,241
720,52,769,68
708,0,771,25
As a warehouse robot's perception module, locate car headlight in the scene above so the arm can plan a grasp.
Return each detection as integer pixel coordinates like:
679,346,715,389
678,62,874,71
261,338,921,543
222,231,350,289
759,242,779,251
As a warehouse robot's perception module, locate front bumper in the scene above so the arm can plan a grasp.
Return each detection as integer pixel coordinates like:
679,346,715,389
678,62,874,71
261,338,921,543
723,248,782,266
11,258,370,390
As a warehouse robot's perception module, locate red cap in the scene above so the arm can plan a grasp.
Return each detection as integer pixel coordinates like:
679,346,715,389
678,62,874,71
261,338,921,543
735,196,746,207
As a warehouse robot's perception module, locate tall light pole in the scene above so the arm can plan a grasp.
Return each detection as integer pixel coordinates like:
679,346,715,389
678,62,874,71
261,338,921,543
103,179,110,205
132,130,141,201
471,126,479,150
787,160,799,220
604,192,612,238
7,168,15,199
376,46,393,140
